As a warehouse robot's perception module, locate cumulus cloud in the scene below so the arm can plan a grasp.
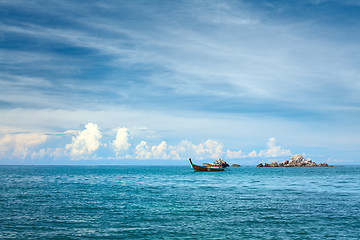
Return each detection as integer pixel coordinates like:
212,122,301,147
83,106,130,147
65,123,102,159
226,149,245,158
0,123,291,162
112,127,131,155
247,150,258,157
151,141,168,159
0,121,293,162
133,139,224,160
226,149,259,159
135,140,169,159
226,138,291,159
135,140,152,159
258,137,291,157
168,140,193,160
31,148,48,159
31,147,65,160
0,133,47,159
169,139,224,160
193,140,224,159
51,148,65,159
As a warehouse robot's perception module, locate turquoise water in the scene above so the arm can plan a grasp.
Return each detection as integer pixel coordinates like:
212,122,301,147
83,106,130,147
0,166,359,239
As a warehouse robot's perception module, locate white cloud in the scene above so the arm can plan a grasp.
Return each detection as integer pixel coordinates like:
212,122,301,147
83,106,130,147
168,139,225,160
171,139,224,160
168,140,192,160
31,148,48,159
0,133,47,159
226,149,258,159
247,150,258,158
133,139,224,160
199,140,224,159
151,141,168,159
135,140,152,159
65,123,102,159
51,148,65,159
30,147,66,160
226,138,291,159
258,137,291,157
226,149,245,158
0,122,293,162
112,127,131,155
135,140,169,159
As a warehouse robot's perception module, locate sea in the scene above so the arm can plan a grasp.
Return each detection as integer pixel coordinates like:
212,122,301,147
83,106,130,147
0,165,359,239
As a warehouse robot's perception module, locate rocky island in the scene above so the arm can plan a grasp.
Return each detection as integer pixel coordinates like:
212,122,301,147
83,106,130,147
257,154,333,167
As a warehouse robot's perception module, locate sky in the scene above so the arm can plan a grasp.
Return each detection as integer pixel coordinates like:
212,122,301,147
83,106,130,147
0,0,359,165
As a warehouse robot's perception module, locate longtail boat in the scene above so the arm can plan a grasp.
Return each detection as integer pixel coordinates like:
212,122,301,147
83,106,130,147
189,158,224,172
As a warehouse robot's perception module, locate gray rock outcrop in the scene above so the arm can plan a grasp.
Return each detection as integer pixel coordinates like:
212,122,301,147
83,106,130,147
256,154,333,167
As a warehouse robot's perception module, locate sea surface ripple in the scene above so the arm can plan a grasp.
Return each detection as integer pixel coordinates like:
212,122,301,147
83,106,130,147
0,165,359,239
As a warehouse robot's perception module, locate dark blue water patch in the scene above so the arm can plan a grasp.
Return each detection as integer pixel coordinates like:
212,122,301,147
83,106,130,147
0,165,359,239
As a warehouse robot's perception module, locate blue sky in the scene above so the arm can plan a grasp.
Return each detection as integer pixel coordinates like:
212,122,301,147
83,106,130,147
0,0,359,165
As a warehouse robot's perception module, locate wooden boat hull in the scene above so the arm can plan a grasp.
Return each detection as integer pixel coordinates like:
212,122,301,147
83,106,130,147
193,164,224,171
189,158,224,172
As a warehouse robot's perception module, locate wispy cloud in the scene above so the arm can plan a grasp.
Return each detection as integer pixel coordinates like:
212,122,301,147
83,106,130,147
1,0,359,116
